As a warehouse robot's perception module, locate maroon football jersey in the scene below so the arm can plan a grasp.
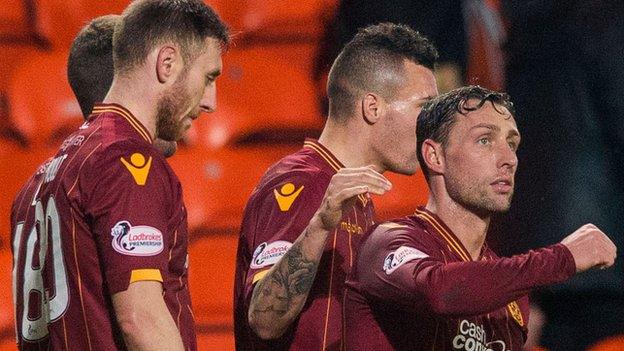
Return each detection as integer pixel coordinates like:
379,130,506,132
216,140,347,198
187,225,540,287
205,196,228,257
344,207,576,351
234,139,375,350
10,103,196,350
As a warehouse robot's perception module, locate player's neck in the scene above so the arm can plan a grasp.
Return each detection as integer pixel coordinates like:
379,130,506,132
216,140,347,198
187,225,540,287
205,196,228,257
425,195,490,261
103,75,158,141
318,120,382,171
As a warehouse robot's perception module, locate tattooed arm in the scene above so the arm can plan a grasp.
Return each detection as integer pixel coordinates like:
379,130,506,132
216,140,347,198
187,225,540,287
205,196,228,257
247,166,392,340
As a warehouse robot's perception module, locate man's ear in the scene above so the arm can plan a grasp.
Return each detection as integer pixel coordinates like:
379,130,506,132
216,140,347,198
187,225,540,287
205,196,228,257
155,44,181,84
422,139,445,175
361,93,383,125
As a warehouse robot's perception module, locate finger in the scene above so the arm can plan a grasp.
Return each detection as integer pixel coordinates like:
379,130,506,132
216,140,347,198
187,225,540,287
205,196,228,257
337,166,381,174
334,185,386,203
597,234,617,255
340,179,389,195
338,167,391,185
335,172,392,190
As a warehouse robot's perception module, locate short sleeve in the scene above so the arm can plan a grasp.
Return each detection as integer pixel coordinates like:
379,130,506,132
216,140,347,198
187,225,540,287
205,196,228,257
241,170,327,294
82,141,173,295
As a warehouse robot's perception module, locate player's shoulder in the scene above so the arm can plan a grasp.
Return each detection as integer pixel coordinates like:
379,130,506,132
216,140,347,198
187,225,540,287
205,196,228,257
82,136,173,191
254,148,330,195
372,216,426,238
11,164,47,219
93,137,165,169
365,215,435,251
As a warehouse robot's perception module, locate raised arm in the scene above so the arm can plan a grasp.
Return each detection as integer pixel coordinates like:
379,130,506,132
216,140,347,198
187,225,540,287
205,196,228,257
248,166,391,339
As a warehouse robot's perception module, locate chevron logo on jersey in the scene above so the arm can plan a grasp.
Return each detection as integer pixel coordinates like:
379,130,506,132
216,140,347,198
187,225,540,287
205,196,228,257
274,182,304,211
120,153,152,185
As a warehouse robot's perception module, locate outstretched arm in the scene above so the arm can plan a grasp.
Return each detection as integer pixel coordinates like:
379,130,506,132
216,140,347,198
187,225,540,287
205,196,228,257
359,224,616,317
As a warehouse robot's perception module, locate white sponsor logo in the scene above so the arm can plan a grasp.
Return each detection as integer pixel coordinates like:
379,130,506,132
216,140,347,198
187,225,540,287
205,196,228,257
383,246,428,274
111,221,164,256
250,241,293,269
452,320,508,351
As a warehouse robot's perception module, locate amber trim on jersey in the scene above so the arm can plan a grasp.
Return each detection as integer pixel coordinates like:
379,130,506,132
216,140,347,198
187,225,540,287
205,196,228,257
303,139,343,172
414,208,471,262
71,208,94,351
130,269,163,283
252,269,270,284
92,103,152,143
303,139,368,206
322,228,339,350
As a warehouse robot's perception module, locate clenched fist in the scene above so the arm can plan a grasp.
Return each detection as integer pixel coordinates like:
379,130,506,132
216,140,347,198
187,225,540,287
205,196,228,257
561,224,617,273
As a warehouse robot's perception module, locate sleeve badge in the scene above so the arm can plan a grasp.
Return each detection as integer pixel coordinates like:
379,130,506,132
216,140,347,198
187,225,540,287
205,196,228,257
273,182,304,212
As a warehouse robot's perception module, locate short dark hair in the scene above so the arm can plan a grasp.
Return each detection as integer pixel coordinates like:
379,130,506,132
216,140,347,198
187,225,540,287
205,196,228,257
67,15,118,118
327,22,438,122
417,85,515,178
113,0,229,74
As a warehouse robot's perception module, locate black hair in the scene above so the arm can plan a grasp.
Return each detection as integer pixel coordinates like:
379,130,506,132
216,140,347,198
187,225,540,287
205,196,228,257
417,85,515,178
327,22,438,122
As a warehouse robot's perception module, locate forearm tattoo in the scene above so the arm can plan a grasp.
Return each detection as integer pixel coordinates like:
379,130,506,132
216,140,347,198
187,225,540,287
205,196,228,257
250,231,320,319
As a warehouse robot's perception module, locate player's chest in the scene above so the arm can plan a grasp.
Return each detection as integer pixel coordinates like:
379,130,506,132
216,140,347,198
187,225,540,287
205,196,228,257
442,304,526,351
327,202,374,246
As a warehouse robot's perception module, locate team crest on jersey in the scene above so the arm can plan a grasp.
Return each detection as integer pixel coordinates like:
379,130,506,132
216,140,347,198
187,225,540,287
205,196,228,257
507,301,524,327
383,246,429,274
250,241,293,269
111,221,163,256
120,153,152,186
273,182,304,212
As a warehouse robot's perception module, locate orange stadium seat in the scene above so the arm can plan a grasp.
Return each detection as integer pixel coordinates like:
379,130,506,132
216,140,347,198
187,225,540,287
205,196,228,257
0,250,15,348
0,139,42,250
588,335,624,351
0,45,43,132
35,0,130,49
190,45,323,150
236,0,338,42
6,51,83,148
188,235,238,331
0,0,38,43
197,332,235,351
203,0,242,35
169,144,301,232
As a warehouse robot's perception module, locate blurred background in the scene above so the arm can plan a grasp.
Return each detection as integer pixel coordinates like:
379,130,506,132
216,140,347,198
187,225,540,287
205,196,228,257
0,0,622,350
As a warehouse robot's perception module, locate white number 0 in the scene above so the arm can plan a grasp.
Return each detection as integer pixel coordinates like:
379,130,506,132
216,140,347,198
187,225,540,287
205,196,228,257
12,196,69,341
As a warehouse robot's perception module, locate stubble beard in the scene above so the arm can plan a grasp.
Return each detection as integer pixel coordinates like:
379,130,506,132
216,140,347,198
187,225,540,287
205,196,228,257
445,171,514,217
155,80,189,142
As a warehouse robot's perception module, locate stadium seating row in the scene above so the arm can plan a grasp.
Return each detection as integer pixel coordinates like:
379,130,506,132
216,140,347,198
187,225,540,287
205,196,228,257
1,0,338,48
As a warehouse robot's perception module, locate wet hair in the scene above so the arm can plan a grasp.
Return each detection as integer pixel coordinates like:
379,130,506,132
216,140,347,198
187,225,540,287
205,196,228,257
67,15,119,118
417,85,515,178
327,22,438,122
113,0,229,74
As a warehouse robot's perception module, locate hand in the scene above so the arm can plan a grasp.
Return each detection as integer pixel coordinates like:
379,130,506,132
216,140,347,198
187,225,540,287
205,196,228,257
560,224,617,273
313,166,391,231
